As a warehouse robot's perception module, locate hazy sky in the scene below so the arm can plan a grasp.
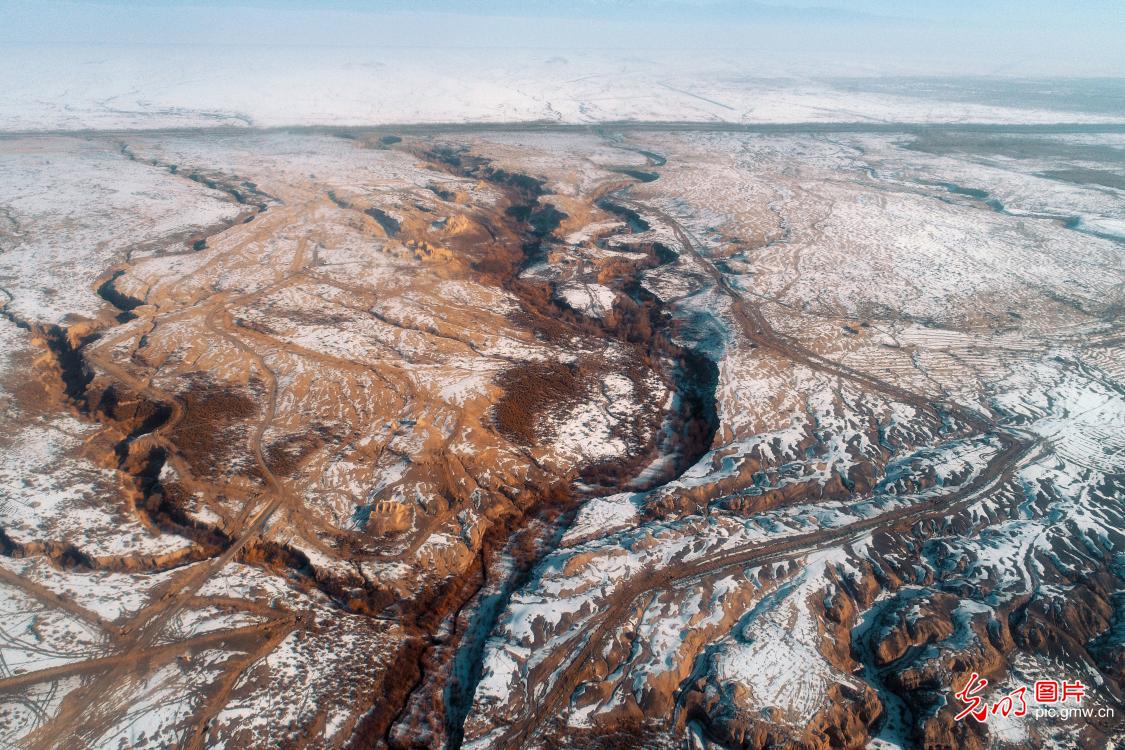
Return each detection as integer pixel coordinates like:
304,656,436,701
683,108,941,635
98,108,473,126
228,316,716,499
2,0,1123,76
5,0,1121,26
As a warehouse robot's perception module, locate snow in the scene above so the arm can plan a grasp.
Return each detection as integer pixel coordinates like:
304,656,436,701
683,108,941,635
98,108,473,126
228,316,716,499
0,137,239,324
3,46,1123,133
90,656,231,749
712,546,871,725
2,116,1123,749
561,492,641,547
558,282,616,318
547,404,628,463
564,220,624,246
0,583,105,674
0,674,82,746
207,614,401,748
473,644,527,704
0,556,177,624
0,396,193,559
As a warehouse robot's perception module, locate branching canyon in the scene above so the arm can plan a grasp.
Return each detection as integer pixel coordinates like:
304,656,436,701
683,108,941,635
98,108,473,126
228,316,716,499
0,125,1122,750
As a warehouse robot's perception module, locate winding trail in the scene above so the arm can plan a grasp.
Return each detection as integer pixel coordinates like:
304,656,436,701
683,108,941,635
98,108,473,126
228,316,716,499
1,129,1056,750
16,202,314,750
468,137,1033,748
489,430,1038,747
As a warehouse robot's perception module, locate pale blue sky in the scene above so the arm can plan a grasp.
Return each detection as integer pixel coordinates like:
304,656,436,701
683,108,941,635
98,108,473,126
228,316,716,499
2,0,1122,75
23,0,1117,25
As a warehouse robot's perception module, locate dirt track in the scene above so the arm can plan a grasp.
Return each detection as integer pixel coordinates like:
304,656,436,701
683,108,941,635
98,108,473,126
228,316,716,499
484,184,1036,747
0,128,1071,750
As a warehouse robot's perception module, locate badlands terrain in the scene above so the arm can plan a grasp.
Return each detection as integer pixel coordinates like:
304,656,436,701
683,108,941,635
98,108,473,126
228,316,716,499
0,123,1123,750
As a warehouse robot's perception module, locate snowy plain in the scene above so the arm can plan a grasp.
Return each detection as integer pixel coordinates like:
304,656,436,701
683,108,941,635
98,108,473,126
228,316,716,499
2,45,1125,133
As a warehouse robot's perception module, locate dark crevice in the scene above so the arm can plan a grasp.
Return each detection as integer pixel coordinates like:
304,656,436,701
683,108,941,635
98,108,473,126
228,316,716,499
365,207,402,237
402,143,722,749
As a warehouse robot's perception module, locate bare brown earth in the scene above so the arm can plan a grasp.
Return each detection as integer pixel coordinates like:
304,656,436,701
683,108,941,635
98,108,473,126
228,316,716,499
0,131,724,748
0,127,1122,750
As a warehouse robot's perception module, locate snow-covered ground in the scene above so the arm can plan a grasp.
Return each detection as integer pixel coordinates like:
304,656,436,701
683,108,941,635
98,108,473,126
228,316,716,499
457,128,1125,749
0,137,239,325
1,123,1122,749
1,46,1124,132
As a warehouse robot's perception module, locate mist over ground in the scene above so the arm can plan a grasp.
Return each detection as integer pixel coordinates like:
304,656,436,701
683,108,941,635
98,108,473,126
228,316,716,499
1,1,1123,131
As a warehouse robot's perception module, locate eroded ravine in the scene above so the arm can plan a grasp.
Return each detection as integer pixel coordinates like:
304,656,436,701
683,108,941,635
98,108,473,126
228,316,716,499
447,135,1049,749
2,134,730,749
3,127,1120,750
418,132,1032,748
10,195,303,750
385,141,725,749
